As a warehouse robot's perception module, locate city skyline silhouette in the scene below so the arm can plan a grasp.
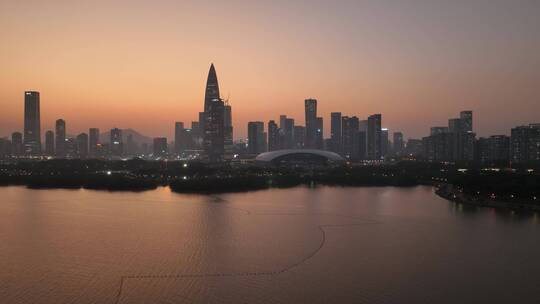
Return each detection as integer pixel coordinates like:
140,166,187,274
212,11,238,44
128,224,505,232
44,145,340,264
1,1,539,140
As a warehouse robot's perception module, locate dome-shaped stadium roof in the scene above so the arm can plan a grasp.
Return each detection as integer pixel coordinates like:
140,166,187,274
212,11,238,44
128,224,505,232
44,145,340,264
255,149,345,162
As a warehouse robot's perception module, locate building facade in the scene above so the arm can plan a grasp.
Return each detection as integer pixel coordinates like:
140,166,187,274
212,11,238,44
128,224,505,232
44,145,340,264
304,99,317,149
367,114,382,160
23,91,41,155
55,119,66,157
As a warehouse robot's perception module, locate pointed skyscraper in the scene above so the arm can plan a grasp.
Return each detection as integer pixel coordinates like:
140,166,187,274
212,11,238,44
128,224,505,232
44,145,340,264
202,64,225,162
204,63,220,113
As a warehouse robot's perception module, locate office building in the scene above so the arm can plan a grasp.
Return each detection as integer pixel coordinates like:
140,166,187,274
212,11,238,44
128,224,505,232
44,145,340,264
202,64,224,162
511,124,540,163
488,135,510,163
342,116,359,159
448,115,475,161
153,137,168,158
278,116,294,149
405,139,423,156
315,117,323,149
268,120,280,151
11,132,23,156
294,126,305,149
89,128,100,157
248,121,266,154
460,111,473,133
55,119,66,157
45,130,54,156
353,131,367,160
76,133,88,158
110,128,123,157
393,132,404,154
223,102,234,160
191,121,203,149
381,128,389,156
304,99,317,148
23,91,41,155
0,138,11,158
175,122,185,154
367,114,382,160
125,134,136,156
330,112,342,154
431,127,449,135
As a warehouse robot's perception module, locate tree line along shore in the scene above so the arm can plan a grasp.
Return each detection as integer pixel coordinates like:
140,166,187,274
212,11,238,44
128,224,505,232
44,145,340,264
0,159,538,210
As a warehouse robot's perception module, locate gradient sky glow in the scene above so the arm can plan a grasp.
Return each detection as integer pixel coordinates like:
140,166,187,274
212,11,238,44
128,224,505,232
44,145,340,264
1,0,539,140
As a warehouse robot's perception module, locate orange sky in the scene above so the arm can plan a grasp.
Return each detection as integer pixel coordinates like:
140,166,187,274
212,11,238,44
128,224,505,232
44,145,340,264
1,0,539,140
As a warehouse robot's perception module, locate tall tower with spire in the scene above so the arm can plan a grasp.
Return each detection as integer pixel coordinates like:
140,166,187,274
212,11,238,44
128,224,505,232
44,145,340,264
204,63,220,112
202,63,225,162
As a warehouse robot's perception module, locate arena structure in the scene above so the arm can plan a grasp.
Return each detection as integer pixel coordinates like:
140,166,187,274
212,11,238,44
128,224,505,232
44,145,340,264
255,149,345,166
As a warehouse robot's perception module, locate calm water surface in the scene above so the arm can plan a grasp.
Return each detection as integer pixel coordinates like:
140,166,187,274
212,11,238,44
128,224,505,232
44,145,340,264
0,185,539,303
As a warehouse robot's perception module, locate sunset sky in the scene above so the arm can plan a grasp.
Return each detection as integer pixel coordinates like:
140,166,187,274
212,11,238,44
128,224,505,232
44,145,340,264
1,0,539,140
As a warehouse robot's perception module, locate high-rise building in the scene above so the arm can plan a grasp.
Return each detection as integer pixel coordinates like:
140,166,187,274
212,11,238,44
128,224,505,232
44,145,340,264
223,102,234,160
367,114,382,160
422,132,452,162
153,137,168,158
202,64,224,162
330,112,342,154
11,132,23,156
174,122,185,154
528,125,540,162
45,130,54,156
293,126,305,149
304,99,317,149
430,127,449,135
359,120,368,158
405,139,423,156
0,138,11,158
511,126,529,163
381,128,389,156
64,138,77,158
286,119,294,148
448,118,462,133
23,91,41,155
278,115,294,149
315,117,323,149
424,111,476,162
204,98,224,161
475,137,489,163
460,111,473,133
353,131,367,160
267,120,280,151
393,132,404,154
511,124,540,163
204,64,220,113
89,128,100,157
448,115,475,162
198,111,206,139
126,134,136,156
110,128,123,157
191,121,200,133
55,119,66,157
488,135,510,163
176,126,195,154
342,116,359,159
279,115,287,130
191,121,203,149
76,133,88,158
248,121,265,154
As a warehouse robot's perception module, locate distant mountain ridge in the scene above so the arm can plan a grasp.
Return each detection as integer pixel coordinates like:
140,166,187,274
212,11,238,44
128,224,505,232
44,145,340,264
99,128,153,145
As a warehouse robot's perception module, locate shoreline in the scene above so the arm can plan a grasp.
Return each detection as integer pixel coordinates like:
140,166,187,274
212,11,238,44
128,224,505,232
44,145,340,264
2,181,539,213
435,183,540,212
0,180,420,194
